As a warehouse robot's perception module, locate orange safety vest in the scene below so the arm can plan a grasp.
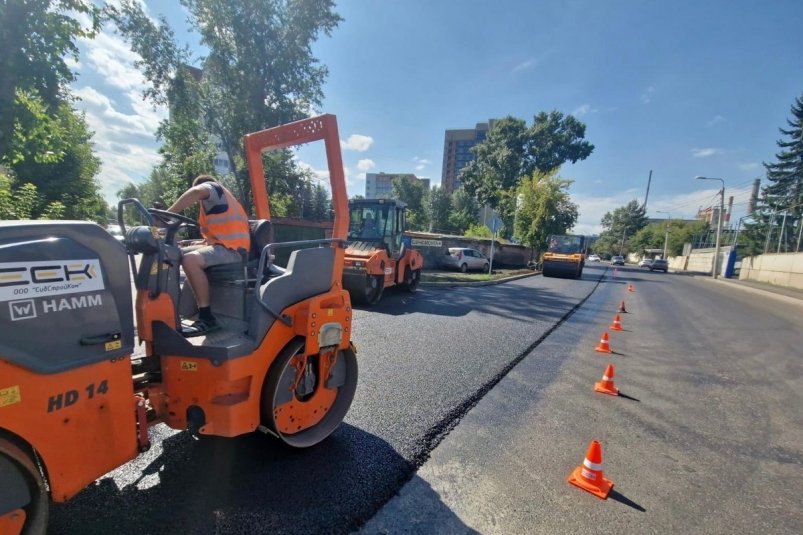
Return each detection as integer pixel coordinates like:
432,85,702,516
198,184,250,251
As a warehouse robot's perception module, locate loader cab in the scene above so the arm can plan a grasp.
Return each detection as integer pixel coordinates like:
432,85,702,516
347,199,406,255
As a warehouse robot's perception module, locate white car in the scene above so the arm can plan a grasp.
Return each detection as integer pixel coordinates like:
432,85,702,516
638,258,653,268
587,254,601,262
442,247,490,273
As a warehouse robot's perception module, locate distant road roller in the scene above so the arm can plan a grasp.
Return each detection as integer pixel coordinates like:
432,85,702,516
541,234,587,278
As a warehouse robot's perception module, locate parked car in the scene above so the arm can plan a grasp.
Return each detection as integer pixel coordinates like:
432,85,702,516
638,258,653,268
443,247,490,273
650,258,669,272
587,254,601,262
610,255,625,266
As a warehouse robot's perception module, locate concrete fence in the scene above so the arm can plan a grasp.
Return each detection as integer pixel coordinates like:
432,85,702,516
738,252,803,290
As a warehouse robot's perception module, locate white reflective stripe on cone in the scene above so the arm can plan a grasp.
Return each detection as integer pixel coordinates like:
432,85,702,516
583,458,603,471
581,469,597,480
602,375,612,381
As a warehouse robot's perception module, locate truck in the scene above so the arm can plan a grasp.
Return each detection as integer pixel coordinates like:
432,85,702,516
341,198,424,305
541,234,587,278
0,115,359,534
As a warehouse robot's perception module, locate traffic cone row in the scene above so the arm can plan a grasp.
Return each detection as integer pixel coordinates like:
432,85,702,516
568,286,636,499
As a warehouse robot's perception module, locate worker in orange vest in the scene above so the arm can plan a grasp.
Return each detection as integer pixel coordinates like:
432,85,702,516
167,175,250,336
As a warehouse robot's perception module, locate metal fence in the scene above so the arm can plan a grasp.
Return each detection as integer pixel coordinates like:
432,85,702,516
731,202,803,255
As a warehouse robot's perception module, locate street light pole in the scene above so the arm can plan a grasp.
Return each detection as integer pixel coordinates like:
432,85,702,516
657,211,671,259
695,176,725,279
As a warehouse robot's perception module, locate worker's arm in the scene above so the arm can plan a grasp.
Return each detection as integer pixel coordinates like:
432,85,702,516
167,185,211,213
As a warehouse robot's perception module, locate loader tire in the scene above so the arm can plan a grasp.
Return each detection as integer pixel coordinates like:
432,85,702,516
0,438,48,535
261,339,358,448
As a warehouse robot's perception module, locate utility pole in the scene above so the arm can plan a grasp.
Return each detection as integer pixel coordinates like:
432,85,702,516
643,170,652,210
695,176,725,278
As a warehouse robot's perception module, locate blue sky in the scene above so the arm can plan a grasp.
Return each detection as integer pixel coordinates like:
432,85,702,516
72,0,803,233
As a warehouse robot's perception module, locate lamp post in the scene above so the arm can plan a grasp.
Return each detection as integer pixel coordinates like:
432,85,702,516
656,210,671,259
695,176,725,278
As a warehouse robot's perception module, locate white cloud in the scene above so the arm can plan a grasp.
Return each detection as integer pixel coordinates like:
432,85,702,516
357,159,376,172
340,134,374,152
413,156,432,172
296,161,331,183
641,86,655,104
573,104,593,116
80,31,148,92
706,115,725,127
512,59,535,73
691,147,723,158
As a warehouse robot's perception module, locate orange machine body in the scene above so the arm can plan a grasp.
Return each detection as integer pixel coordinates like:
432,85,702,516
0,115,357,534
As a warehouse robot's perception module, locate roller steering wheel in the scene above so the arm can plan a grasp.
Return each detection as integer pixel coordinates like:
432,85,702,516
147,208,198,227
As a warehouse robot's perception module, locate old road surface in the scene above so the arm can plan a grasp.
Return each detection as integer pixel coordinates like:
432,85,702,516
49,264,803,534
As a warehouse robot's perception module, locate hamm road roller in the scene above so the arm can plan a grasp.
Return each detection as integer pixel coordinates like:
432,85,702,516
0,115,358,534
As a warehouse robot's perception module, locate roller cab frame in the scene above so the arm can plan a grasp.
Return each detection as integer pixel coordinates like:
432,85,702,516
0,114,358,535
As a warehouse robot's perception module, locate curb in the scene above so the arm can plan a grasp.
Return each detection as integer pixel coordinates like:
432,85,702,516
420,271,540,288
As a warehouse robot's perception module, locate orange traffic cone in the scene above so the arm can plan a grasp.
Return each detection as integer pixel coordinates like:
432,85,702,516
594,364,619,396
568,440,614,499
627,283,634,293
610,314,623,331
619,300,628,313
595,332,612,353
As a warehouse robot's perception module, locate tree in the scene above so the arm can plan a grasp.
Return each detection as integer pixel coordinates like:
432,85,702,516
0,0,100,158
513,169,578,252
427,185,452,233
745,92,803,254
464,223,492,238
448,187,480,235
108,0,342,209
392,175,429,231
1,170,66,220
7,91,105,221
460,112,593,237
525,111,595,174
595,200,648,257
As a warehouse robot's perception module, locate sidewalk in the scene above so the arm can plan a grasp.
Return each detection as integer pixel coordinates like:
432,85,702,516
704,275,803,305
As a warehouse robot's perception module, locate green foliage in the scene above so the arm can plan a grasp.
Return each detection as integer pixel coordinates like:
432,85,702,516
0,0,100,157
107,0,341,210
447,187,480,235
5,90,67,166
460,117,527,209
745,92,803,253
464,223,492,239
391,175,429,231
513,169,578,251
594,200,649,257
0,171,68,220
526,111,595,174
427,185,452,233
460,112,593,238
6,91,105,221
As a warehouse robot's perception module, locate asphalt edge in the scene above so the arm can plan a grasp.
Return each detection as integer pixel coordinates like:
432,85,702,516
420,270,540,288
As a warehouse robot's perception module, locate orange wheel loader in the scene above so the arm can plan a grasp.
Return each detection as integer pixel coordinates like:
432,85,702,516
0,115,358,534
342,198,424,305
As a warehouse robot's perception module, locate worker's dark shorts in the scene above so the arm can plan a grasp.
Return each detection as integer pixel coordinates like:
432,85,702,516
182,243,242,267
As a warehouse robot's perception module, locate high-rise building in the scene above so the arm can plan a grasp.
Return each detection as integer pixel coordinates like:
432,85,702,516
441,120,495,193
365,173,429,199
